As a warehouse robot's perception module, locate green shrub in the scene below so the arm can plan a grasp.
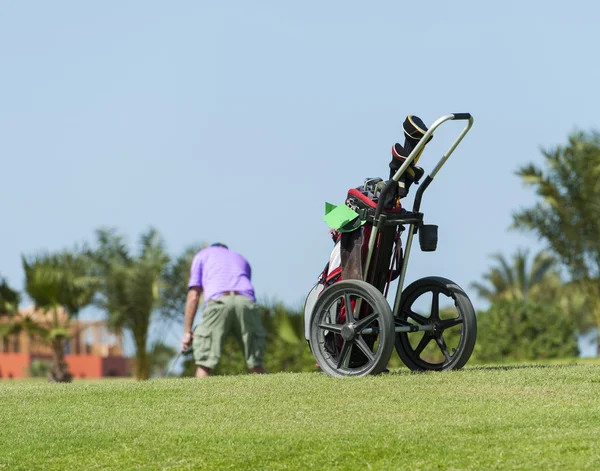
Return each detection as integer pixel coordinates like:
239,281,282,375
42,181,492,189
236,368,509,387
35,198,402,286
29,359,51,378
472,300,579,363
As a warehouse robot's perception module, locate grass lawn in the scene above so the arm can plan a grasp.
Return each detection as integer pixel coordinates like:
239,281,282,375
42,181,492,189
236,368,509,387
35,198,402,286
1,362,600,470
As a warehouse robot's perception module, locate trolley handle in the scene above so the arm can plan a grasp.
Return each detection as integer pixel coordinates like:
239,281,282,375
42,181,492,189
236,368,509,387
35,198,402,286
451,112,472,121
365,112,474,288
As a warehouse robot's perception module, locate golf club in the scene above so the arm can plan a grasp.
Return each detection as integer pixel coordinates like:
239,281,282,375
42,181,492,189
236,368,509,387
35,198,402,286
165,352,182,377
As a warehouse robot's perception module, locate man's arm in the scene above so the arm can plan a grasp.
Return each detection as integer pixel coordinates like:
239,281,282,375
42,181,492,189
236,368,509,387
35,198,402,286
184,286,202,333
181,286,203,352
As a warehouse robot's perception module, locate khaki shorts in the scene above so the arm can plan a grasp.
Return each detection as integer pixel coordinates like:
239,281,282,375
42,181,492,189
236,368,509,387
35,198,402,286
193,294,266,370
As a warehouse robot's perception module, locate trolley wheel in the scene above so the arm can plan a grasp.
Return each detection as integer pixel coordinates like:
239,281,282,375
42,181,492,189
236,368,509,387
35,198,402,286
395,276,477,371
309,280,395,378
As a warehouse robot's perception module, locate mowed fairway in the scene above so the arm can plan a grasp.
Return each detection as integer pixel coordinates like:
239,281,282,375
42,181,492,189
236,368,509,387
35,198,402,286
1,364,600,470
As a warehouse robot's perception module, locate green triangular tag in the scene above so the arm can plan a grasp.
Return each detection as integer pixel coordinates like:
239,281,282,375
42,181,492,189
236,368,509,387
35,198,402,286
325,202,336,215
323,203,360,231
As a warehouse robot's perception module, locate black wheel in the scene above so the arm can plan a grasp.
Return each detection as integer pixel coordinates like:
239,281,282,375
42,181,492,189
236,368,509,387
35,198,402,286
395,276,477,371
309,280,395,378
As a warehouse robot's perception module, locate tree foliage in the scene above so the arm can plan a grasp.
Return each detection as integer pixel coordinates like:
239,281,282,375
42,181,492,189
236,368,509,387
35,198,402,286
23,250,97,317
0,276,20,315
471,249,560,304
160,244,205,320
472,300,579,363
513,131,600,349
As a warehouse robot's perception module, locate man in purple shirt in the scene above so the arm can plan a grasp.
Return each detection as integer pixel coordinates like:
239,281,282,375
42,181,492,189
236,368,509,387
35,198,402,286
180,243,266,377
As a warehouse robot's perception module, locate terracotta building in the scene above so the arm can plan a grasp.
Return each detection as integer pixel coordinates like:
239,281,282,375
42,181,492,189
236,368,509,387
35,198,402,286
0,307,128,379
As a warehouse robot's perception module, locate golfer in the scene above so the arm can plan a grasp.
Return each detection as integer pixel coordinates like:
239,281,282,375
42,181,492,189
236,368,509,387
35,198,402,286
180,243,266,377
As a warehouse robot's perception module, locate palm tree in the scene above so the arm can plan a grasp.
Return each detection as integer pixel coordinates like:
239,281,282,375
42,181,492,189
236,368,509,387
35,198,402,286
513,131,600,352
471,249,560,304
12,250,97,382
93,228,169,380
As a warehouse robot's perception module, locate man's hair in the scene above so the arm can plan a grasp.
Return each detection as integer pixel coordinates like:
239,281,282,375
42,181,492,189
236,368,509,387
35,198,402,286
210,242,228,249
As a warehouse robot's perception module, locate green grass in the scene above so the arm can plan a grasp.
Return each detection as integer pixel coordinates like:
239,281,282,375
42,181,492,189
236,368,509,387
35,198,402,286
1,362,600,470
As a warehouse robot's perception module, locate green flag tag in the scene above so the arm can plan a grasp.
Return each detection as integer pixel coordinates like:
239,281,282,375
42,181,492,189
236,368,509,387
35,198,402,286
323,202,364,232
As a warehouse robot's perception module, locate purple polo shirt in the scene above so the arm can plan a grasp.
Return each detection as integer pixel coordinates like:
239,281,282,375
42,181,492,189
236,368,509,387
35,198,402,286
188,246,256,303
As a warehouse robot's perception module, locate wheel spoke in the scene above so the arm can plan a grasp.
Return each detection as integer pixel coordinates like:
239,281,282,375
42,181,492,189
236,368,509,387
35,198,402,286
413,334,432,356
406,310,428,325
336,340,352,368
344,293,355,323
355,337,375,362
435,335,452,362
440,317,464,330
355,312,379,331
318,323,343,334
395,317,413,327
431,290,440,321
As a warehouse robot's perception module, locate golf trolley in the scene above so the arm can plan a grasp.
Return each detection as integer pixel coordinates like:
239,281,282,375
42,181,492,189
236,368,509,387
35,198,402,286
304,113,477,378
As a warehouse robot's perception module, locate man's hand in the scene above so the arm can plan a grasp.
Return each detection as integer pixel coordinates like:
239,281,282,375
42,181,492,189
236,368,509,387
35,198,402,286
181,332,193,353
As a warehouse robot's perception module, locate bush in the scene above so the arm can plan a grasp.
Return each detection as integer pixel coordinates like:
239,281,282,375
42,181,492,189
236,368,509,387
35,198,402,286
29,359,51,378
472,300,579,363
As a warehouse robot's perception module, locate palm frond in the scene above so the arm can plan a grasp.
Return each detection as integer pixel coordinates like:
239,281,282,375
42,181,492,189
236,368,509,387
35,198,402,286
469,282,496,303
0,276,20,314
490,253,515,289
516,163,543,186
514,248,529,301
529,251,558,286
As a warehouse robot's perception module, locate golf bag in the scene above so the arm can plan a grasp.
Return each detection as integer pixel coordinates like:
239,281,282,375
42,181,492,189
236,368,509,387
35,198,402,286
304,115,430,342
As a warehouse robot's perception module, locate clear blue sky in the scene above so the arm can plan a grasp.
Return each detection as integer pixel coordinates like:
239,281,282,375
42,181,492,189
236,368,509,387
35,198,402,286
1,2,599,352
